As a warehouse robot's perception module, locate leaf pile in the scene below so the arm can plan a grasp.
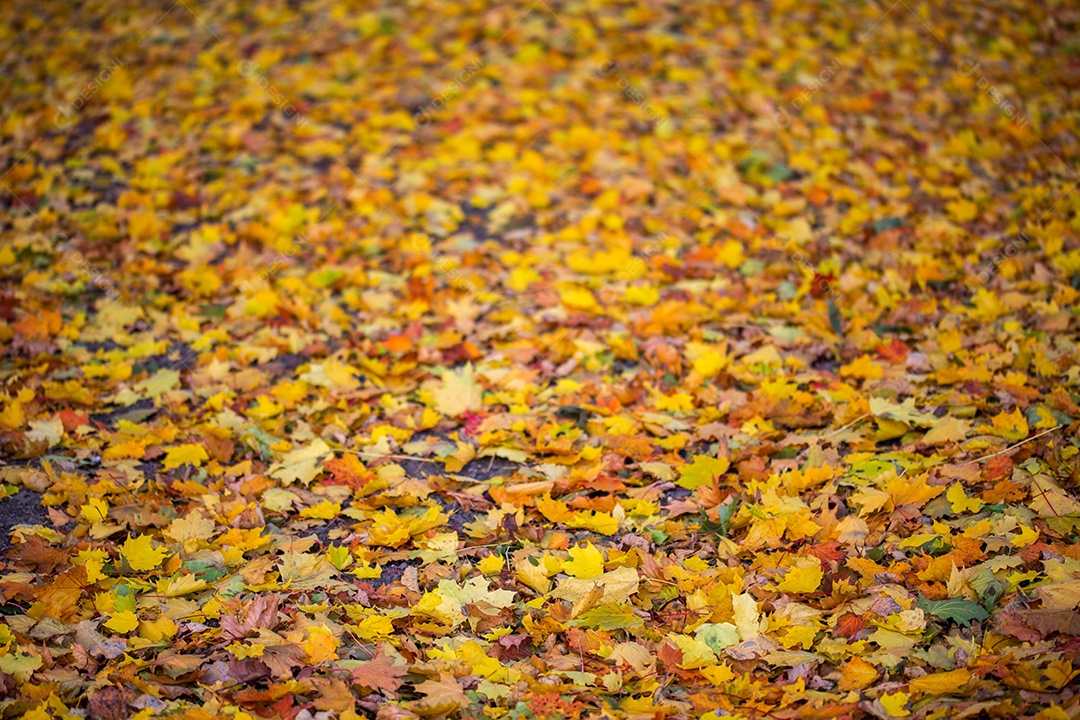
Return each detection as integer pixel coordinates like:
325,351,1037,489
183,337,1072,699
2,0,1080,718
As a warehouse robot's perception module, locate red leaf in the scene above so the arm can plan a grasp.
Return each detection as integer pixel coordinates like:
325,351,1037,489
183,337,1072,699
833,613,864,638
876,338,910,363
658,640,683,668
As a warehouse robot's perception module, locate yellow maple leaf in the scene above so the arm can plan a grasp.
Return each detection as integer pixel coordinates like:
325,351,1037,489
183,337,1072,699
269,439,332,485
701,663,736,686
536,495,574,523
564,542,604,579
322,357,361,389
162,443,209,469
884,474,945,509
300,499,341,520
226,642,265,659
668,634,718,669
244,288,280,317
732,592,761,640
880,691,910,717
477,554,505,575
923,416,970,445
550,567,639,605
139,615,178,642
777,557,823,594
81,497,108,523
164,512,216,542
840,355,884,380
75,548,108,584
350,614,395,641
121,535,169,572
909,668,971,695
676,455,730,489
301,625,339,663
567,509,620,535
946,483,983,513
716,240,744,269
516,557,552,594
983,408,1029,442
838,656,879,691
432,363,484,417
625,285,659,306
0,401,24,429
945,198,978,223
852,486,894,516
103,610,139,634
558,284,597,311
692,350,728,378
1011,524,1039,547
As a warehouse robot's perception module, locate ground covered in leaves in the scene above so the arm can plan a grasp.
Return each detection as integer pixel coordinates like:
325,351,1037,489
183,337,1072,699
3,0,1080,718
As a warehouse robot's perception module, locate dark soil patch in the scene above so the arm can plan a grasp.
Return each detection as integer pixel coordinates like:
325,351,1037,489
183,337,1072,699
310,509,352,546
370,559,418,589
665,487,693,501
394,433,521,483
90,398,157,428
0,490,50,553
455,454,519,482
264,353,307,373
394,454,444,480
436,498,477,533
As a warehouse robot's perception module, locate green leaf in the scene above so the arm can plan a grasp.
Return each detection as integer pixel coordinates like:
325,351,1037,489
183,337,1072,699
114,582,137,612
764,163,795,182
873,217,905,233
0,650,43,681
917,594,989,627
243,424,280,462
700,500,740,538
828,298,844,337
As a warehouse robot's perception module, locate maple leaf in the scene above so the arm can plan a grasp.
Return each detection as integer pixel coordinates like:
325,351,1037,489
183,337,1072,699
221,595,279,640
838,656,878,691
162,443,209,469
876,338,910,363
946,483,983,513
121,535,169,572
323,453,373,489
879,690,910,718
278,551,345,591
777,557,824,594
833,613,865,639
870,397,937,427
550,566,640,605
666,634,718,669
164,511,216,542
269,439,332,485
569,603,643,631
103,610,139,634
945,198,978,223
922,415,970,445
909,668,971,695
414,673,472,713
982,408,1029,442
563,542,604,578
431,363,484,417
4,2,1080,714
351,653,407,694
676,455,730,489
300,625,338,664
